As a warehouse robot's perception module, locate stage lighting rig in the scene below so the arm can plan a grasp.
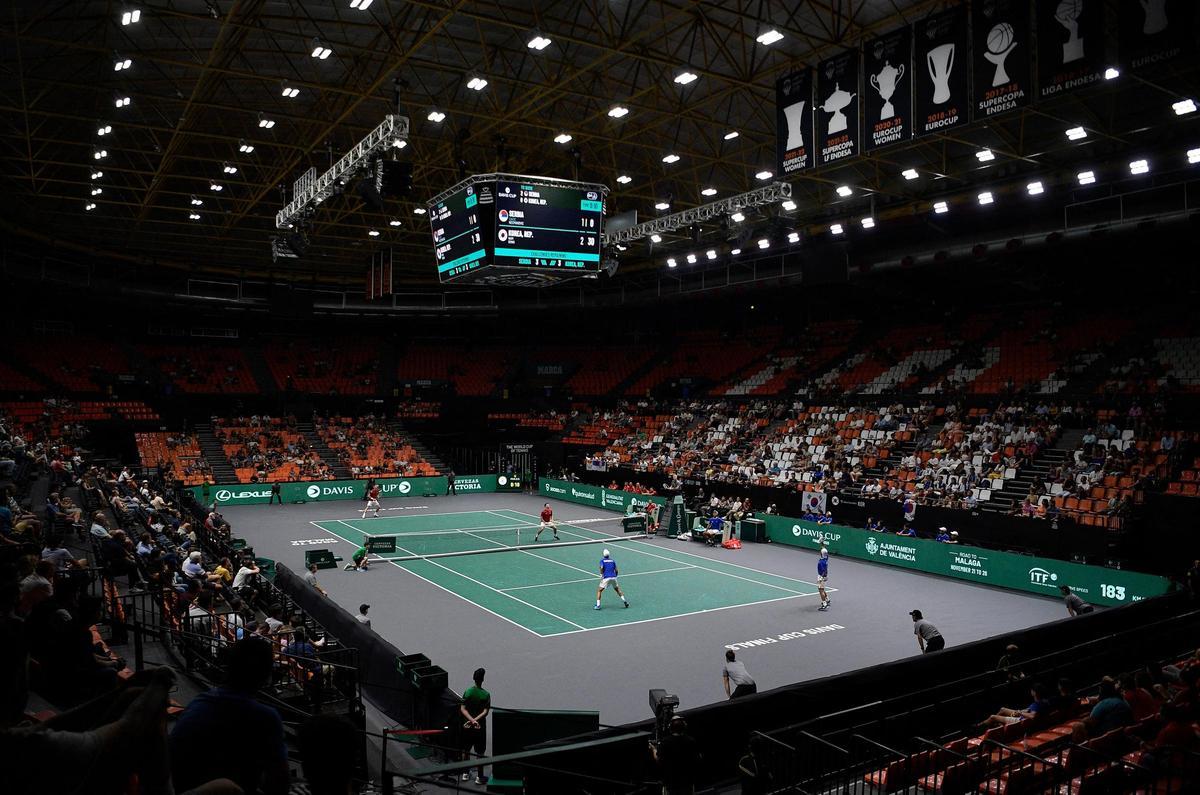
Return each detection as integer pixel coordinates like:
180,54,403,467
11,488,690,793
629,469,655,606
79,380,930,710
276,114,409,230
603,182,791,246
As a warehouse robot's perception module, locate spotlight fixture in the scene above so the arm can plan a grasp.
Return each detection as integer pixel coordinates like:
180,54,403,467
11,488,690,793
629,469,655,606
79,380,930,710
787,231,800,243
654,201,671,210
466,76,489,91
91,171,103,180
1172,99,1197,116
93,149,107,159
757,237,770,249
674,70,698,85
190,195,203,205
1077,170,1096,185
723,130,739,140
85,202,96,211
413,207,427,215
113,56,132,71
686,253,697,264
835,185,853,197
977,191,994,205
91,187,103,196
730,211,745,222
281,82,299,98
756,29,784,46
731,248,742,255
527,32,552,50
311,38,332,59
902,168,919,180
120,8,141,25
933,200,949,214
616,175,632,184
667,257,677,268
188,212,201,220
755,170,774,180
706,249,717,260
427,109,446,123
392,138,407,149
349,0,375,9
1129,159,1149,175
608,105,629,118
114,95,131,108
389,218,402,227
661,153,680,163
554,132,573,144
650,234,662,243
1104,67,1120,80
1026,180,1044,195
1188,148,1200,165
238,140,255,154
258,114,275,129
223,162,238,174
701,187,717,196
368,229,380,237
97,124,112,136
1066,126,1087,141
781,199,797,211
860,217,875,229
210,182,224,191
975,148,995,162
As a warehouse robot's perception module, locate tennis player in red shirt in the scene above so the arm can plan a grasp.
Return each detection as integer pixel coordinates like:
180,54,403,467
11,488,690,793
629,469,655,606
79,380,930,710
534,503,559,541
361,484,381,519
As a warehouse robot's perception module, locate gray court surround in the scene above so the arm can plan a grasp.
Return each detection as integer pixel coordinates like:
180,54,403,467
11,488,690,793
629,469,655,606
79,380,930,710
224,492,1068,726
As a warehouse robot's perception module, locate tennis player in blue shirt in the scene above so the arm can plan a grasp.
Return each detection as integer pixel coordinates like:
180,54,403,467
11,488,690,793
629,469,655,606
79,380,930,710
594,549,629,610
817,547,831,611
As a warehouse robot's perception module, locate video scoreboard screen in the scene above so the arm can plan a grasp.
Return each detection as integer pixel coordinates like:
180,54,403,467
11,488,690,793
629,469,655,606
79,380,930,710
431,183,492,282
428,174,607,287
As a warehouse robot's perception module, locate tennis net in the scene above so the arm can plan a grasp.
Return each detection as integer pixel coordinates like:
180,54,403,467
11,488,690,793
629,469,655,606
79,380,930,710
366,517,646,562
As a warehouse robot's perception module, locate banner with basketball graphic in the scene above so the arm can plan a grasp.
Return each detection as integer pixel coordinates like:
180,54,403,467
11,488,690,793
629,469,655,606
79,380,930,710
973,0,1032,118
776,68,814,175
1037,0,1107,99
815,49,860,166
914,6,970,136
1117,0,1196,72
863,26,912,150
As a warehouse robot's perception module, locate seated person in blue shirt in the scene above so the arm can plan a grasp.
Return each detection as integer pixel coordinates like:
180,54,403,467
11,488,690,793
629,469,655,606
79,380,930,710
817,511,833,525
704,516,723,545
979,683,1051,730
865,516,881,532
935,528,952,543
896,525,916,537
802,511,818,522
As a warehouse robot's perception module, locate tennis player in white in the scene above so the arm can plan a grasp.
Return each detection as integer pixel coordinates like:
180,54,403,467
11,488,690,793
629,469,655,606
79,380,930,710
594,549,629,610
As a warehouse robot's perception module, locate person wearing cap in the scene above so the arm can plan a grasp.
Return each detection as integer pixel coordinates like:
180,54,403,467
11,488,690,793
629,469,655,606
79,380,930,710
355,604,371,627
1061,585,1094,616
816,547,831,611
534,503,559,541
934,527,952,543
594,548,629,610
910,609,945,653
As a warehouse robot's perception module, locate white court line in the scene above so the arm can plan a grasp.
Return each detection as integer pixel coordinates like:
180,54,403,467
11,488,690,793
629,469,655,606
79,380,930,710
500,565,694,592
483,510,610,578
498,509,827,590
313,522,581,636
538,593,821,637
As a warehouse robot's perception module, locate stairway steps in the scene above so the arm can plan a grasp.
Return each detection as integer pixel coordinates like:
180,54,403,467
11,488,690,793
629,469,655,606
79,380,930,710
296,421,351,479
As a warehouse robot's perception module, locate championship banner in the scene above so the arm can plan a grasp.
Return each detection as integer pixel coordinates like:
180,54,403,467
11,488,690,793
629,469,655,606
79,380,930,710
1117,0,1196,72
776,69,814,175
815,49,860,166
863,26,912,150
1037,0,1107,99
914,6,970,136
973,0,1032,118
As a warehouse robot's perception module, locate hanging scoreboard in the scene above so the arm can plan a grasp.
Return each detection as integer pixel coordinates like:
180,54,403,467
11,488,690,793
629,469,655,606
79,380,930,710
429,174,607,287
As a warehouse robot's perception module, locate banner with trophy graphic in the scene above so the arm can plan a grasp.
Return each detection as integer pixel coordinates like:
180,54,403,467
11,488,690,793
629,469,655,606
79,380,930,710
863,27,912,150
1037,0,1106,99
914,6,970,137
1117,0,1196,72
776,69,814,175
815,49,860,166
972,0,1032,118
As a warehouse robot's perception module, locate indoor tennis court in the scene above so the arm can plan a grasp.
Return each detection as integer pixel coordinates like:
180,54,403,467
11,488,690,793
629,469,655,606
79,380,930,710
310,507,826,636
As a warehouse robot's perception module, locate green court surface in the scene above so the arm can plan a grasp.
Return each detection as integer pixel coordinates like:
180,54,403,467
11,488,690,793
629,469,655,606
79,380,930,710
311,508,826,637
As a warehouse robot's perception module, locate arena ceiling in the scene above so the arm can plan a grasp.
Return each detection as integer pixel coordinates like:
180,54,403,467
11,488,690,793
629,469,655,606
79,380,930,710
2,1,1198,289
